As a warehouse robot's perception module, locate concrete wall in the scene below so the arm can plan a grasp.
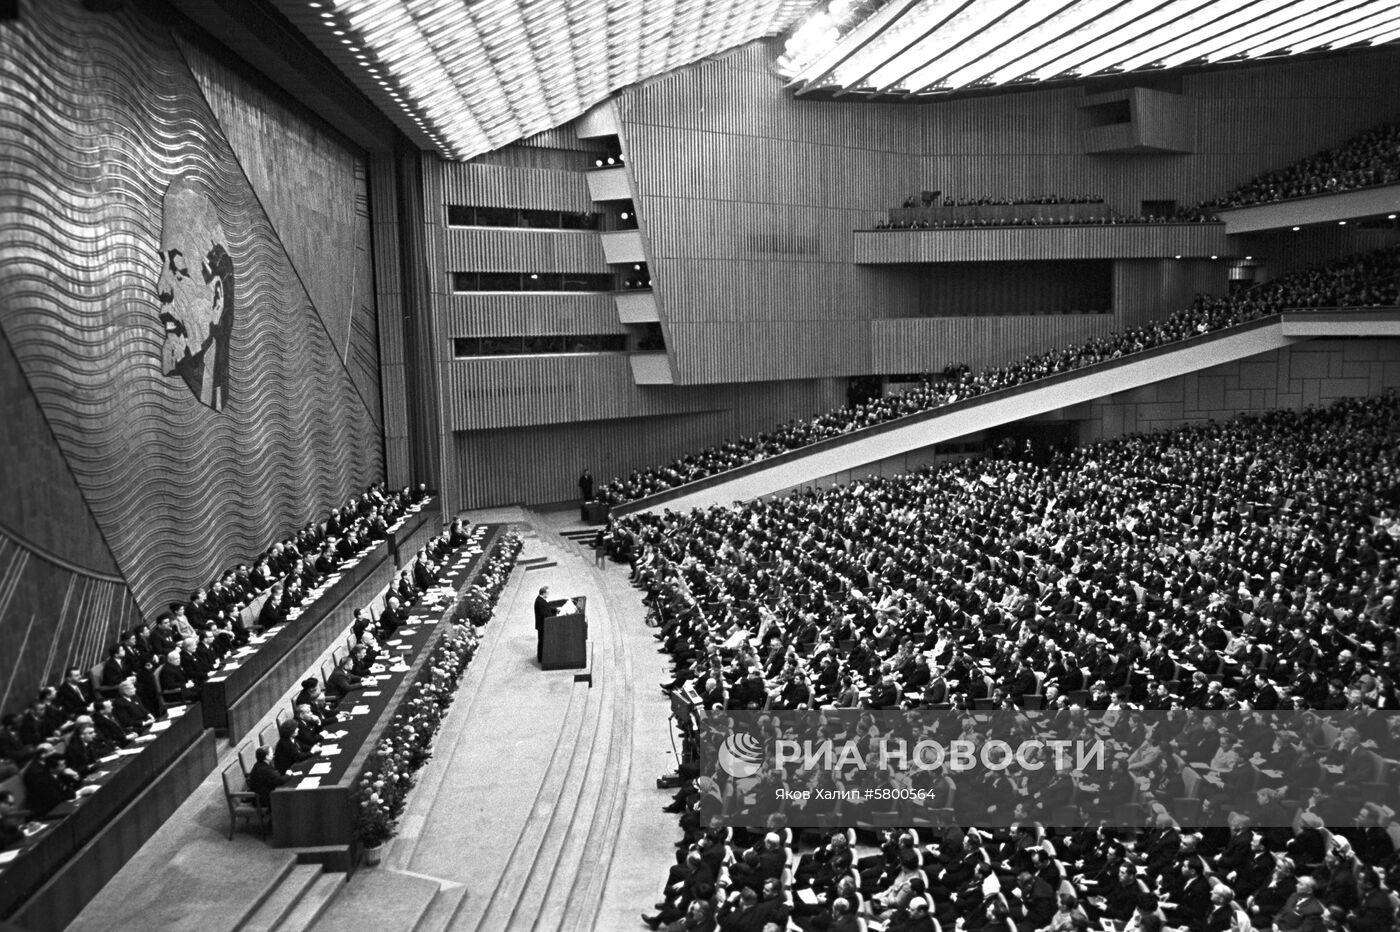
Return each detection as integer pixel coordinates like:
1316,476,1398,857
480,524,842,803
1082,338,1400,442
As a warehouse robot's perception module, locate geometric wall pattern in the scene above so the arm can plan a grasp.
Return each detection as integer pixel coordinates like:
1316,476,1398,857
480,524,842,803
0,0,384,696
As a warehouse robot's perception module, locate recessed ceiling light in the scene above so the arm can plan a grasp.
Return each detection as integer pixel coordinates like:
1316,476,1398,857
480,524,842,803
332,30,344,36
1210,255,1218,260
1390,214,1397,220
1291,226,1300,231
1338,220,1346,225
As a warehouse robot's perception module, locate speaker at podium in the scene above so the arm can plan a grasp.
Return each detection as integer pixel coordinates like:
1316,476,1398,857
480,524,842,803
539,595,587,670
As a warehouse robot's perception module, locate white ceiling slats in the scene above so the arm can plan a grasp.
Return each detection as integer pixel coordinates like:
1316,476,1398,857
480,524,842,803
780,0,1400,99
280,0,817,160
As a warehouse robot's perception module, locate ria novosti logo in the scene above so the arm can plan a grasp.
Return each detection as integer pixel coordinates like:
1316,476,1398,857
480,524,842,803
716,732,765,778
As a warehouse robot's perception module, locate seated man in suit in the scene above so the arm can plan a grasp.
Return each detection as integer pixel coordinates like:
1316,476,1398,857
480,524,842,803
157,649,200,705
23,752,79,818
110,678,154,732
326,657,365,706
64,720,111,777
246,746,290,809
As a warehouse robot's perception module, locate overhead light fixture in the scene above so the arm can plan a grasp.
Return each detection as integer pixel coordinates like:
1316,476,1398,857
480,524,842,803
1292,226,1301,231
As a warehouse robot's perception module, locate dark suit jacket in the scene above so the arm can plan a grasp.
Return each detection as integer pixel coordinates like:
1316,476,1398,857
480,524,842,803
274,736,313,773
534,595,563,630
247,760,290,807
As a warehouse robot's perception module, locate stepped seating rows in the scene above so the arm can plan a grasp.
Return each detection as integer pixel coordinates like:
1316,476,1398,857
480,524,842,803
596,245,1400,508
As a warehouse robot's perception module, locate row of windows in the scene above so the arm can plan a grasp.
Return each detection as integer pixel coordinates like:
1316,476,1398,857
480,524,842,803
450,272,618,292
447,205,601,229
452,334,629,357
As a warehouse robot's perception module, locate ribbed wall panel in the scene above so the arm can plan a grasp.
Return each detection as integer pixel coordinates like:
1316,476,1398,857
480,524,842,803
853,225,1231,263
445,354,726,429
1112,259,1229,329
446,293,624,336
443,227,606,272
620,42,1400,386
667,320,873,382
451,375,845,507
871,316,1118,375
438,161,594,212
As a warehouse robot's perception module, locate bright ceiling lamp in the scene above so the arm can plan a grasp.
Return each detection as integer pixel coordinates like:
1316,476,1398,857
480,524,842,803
1229,1,1398,57
289,0,816,159
936,0,1127,88
822,0,976,92
783,0,931,87
1065,0,1225,78
898,0,1083,93
863,0,1024,90
1112,0,1288,72
785,0,1400,97
1190,0,1365,65
985,0,1177,84
1283,6,1400,52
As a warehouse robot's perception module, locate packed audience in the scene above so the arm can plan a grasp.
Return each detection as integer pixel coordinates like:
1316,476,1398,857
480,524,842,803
619,392,1400,931
901,194,1108,209
1201,121,1400,210
874,208,1219,230
596,245,1400,506
0,482,430,837
251,515,480,799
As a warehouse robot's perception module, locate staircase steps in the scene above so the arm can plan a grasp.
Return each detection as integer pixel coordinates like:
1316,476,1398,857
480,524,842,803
234,863,323,932
455,678,592,931
410,884,468,932
306,869,442,932
558,582,636,931
275,872,343,932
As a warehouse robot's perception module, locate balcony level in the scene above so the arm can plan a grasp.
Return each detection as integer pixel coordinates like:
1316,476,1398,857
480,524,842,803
1218,184,1400,235
854,223,1230,264
612,310,1400,516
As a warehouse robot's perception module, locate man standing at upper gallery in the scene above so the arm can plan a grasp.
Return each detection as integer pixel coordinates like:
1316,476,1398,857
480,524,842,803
578,469,594,502
156,179,235,411
535,585,563,663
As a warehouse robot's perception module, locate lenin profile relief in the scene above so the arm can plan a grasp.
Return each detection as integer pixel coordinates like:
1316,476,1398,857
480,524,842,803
157,179,234,411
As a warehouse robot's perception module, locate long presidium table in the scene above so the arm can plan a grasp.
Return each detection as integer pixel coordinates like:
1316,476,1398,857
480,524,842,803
0,701,212,931
204,498,441,745
271,524,505,849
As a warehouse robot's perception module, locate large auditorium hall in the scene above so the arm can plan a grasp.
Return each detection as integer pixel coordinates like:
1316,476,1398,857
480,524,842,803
4,0,1400,930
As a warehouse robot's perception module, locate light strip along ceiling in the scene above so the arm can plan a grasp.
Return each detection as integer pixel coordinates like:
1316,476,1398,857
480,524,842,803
278,0,819,160
780,0,1400,98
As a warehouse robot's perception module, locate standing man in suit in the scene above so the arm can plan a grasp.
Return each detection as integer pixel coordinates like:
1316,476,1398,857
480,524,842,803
535,586,563,663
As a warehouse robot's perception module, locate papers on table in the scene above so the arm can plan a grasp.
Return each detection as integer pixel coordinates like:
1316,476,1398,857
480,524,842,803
363,691,382,698
150,721,172,733
323,730,348,740
297,777,322,789
308,762,332,775
135,734,156,744
116,747,143,757
0,850,19,866
167,706,187,718
349,705,370,715
319,744,342,756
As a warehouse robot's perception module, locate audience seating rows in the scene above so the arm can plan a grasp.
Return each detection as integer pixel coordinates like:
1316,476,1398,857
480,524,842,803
596,245,1400,507
1201,121,1400,210
618,393,1400,932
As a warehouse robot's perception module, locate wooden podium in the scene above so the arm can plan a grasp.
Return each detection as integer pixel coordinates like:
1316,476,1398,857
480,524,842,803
540,596,587,670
